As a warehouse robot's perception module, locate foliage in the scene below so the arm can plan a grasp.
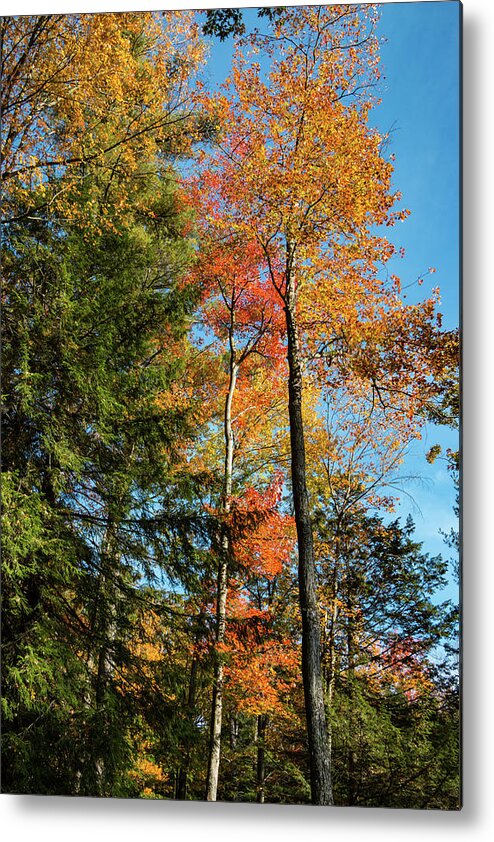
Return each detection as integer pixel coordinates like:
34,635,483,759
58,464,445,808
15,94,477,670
1,168,202,794
202,8,285,41
1,7,459,809
330,675,460,809
1,12,207,230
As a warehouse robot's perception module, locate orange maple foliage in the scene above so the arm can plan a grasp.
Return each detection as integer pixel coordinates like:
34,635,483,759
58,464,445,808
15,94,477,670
194,4,446,441
227,475,295,579
189,229,288,394
220,587,300,717
185,233,292,504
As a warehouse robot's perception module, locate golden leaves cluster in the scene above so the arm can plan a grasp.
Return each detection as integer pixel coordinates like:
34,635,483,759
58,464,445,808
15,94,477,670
1,11,207,226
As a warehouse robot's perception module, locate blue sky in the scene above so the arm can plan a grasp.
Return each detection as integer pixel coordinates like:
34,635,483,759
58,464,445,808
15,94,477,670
369,1,460,592
376,0,460,331
372,2,460,597
200,3,460,597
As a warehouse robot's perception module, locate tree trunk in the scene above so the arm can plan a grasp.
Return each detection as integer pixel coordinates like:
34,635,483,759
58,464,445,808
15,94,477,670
177,651,199,800
230,714,239,750
256,713,268,803
205,349,238,801
92,524,119,796
346,578,358,806
205,557,228,801
326,563,339,761
284,269,333,806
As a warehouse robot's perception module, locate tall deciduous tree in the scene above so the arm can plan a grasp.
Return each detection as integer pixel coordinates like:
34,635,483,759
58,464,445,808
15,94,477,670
195,4,446,804
1,7,459,806
190,236,287,800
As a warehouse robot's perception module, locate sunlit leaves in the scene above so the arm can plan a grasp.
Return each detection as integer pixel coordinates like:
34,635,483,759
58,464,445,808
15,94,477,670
1,12,207,227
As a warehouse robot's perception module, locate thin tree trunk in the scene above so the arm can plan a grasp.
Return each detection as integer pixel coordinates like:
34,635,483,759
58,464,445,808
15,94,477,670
230,714,239,749
326,561,339,761
92,524,119,796
205,557,228,801
284,265,333,806
256,713,268,803
205,339,238,801
177,651,199,800
346,579,358,806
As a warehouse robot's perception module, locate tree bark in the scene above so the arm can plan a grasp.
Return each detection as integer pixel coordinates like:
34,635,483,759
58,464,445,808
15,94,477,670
205,345,238,801
346,573,358,806
230,714,239,749
284,268,333,806
325,560,339,762
205,556,228,801
177,650,199,800
256,713,268,803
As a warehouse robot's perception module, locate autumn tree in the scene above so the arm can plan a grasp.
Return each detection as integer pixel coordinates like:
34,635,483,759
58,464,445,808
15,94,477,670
189,233,288,800
1,11,207,229
1,6,459,806
195,4,450,805
0,7,214,794
219,500,298,804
